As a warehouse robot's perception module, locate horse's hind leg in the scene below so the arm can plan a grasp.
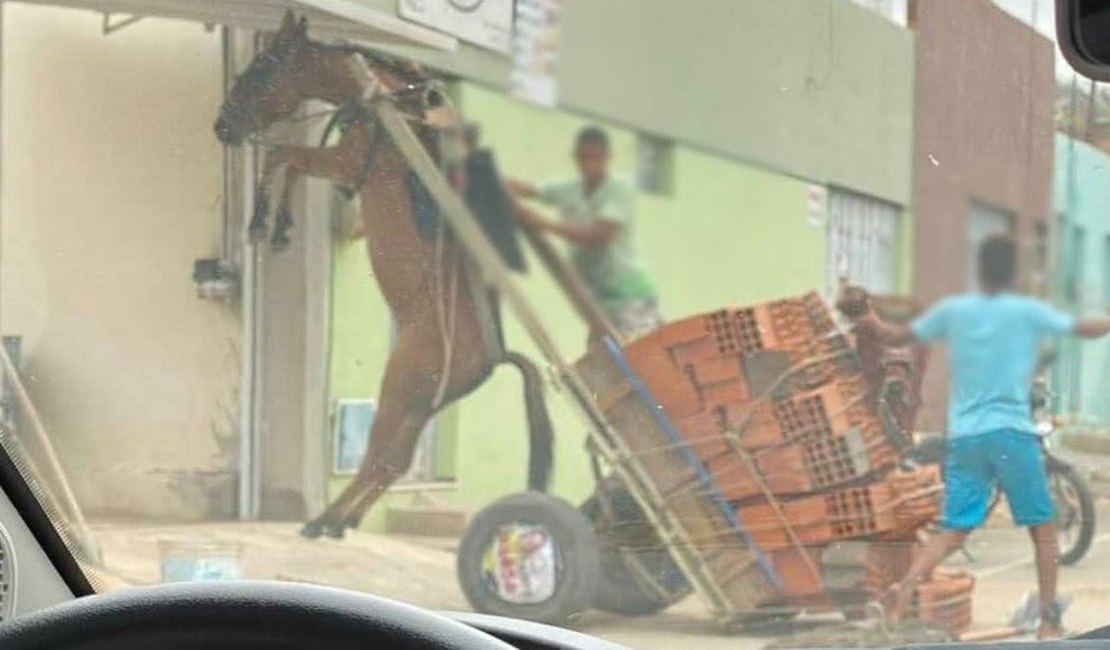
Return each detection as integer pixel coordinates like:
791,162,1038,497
301,337,436,539
340,348,494,530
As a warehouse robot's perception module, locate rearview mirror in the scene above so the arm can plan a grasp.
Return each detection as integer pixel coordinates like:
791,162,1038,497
1057,0,1110,80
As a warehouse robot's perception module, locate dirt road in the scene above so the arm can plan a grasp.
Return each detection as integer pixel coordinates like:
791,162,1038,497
89,507,1110,648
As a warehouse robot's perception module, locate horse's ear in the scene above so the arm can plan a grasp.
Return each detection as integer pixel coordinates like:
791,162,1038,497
295,15,309,40
275,10,296,41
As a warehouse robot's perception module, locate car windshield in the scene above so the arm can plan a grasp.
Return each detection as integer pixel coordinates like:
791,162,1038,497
1,0,1108,647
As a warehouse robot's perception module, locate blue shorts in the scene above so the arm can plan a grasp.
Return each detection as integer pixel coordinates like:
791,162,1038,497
942,429,1055,530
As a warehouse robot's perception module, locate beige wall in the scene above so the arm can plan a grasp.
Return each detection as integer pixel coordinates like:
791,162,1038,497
0,4,238,519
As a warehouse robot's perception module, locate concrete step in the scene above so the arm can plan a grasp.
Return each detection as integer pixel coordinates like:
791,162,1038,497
385,505,468,538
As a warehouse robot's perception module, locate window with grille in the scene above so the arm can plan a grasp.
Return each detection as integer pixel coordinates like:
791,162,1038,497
636,132,674,196
825,188,902,297
967,201,1014,290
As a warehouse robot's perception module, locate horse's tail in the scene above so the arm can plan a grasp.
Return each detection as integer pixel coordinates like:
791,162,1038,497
500,351,554,492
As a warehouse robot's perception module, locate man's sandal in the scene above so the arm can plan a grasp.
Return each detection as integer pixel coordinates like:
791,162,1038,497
1038,600,1066,641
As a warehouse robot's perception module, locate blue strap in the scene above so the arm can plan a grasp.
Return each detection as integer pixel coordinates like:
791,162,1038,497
600,336,781,588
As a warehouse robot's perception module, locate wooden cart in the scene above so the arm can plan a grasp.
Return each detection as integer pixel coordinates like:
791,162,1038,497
375,100,962,630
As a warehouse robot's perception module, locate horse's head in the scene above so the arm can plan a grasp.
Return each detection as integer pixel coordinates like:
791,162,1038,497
214,11,451,146
215,11,308,146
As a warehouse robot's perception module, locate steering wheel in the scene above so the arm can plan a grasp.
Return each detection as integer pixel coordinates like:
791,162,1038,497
0,581,515,650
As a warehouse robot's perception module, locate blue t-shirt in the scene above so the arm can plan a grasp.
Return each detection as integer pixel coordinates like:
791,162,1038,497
910,293,1075,438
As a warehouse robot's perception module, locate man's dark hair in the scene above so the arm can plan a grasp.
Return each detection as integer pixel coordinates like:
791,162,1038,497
575,125,609,150
978,234,1017,290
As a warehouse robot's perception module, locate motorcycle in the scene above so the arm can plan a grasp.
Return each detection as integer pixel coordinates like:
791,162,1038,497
908,353,1096,565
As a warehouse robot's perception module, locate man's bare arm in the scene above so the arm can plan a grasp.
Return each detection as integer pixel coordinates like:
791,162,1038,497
512,201,620,247
852,312,917,347
505,178,538,199
1074,317,1110,339
522,214,619,246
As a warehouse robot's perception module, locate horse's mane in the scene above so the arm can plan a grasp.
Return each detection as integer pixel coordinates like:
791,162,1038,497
316,41,433,84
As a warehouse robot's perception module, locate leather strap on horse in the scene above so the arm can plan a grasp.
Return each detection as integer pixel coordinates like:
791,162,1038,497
341,52,462,411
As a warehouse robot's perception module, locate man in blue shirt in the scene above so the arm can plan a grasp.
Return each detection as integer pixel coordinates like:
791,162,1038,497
840,235,1110,639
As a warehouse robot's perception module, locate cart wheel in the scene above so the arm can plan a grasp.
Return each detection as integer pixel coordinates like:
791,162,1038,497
457,492,600,626
580,480,692,616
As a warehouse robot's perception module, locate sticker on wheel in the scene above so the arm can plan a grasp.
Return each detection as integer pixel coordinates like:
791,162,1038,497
480,523,557,604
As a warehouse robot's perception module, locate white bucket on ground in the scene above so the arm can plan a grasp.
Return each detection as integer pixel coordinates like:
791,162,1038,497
159,539,244,583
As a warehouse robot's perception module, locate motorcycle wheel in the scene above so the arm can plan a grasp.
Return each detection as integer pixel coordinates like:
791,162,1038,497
1049,465,1096,566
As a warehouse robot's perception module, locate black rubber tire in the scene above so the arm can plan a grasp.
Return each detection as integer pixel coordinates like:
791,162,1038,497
457,492,599,626
1051,465,1096,566
580,481,692,616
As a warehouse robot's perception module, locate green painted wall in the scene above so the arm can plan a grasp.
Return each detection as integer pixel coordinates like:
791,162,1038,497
1053,133,1110,424
327,84,862,528
356,0,915,205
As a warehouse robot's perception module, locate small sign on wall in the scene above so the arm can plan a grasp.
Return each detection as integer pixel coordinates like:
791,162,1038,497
333,399,375,474
398,0,514,53
510,0,560,107
806,183,827,227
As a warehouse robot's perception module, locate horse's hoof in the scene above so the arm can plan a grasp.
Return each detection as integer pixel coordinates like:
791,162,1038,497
271,233,291,253
323,520,347,539
248,223,268,244
299,518,326,540
341,514,362,532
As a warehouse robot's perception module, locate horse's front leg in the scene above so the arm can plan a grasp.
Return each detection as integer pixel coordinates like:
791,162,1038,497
271,165,297,253
266,130,369,253
248,153,286,244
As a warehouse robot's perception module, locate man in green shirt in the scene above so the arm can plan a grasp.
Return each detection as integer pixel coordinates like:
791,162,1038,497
508,126,661,340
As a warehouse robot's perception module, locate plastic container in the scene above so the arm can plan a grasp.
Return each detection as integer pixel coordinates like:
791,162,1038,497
159,539,244,583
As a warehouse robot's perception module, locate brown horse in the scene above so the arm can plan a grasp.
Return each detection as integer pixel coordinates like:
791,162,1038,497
214,12,553,538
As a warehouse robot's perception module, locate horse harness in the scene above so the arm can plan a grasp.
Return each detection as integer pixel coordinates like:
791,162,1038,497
320,92,507,409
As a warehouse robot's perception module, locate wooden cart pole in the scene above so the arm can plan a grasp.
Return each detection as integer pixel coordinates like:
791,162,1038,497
377,101,577,374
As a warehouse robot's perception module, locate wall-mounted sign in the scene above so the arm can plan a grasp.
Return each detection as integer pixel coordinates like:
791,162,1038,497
398,0,513,53
806,183,827,227
333,399,375,474
510,0,560,107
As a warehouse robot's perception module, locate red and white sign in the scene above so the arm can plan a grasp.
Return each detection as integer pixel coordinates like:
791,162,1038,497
806,184,827,227
510,0,560,107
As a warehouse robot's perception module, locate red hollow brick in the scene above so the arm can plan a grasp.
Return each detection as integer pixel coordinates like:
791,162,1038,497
674,410,730,461
658,314,711,348
720,400,784,450
770,547,826,598
865,538,919,597
699,377,751,412
916,571,974,634
624,332,703,418
756,445,812,494
670,336,724,366
740,496,836,551
707,453,764,502
688,355,745,387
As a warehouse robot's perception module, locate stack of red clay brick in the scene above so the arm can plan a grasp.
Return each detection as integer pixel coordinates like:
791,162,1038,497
866,540,975,632
610,291,950,615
